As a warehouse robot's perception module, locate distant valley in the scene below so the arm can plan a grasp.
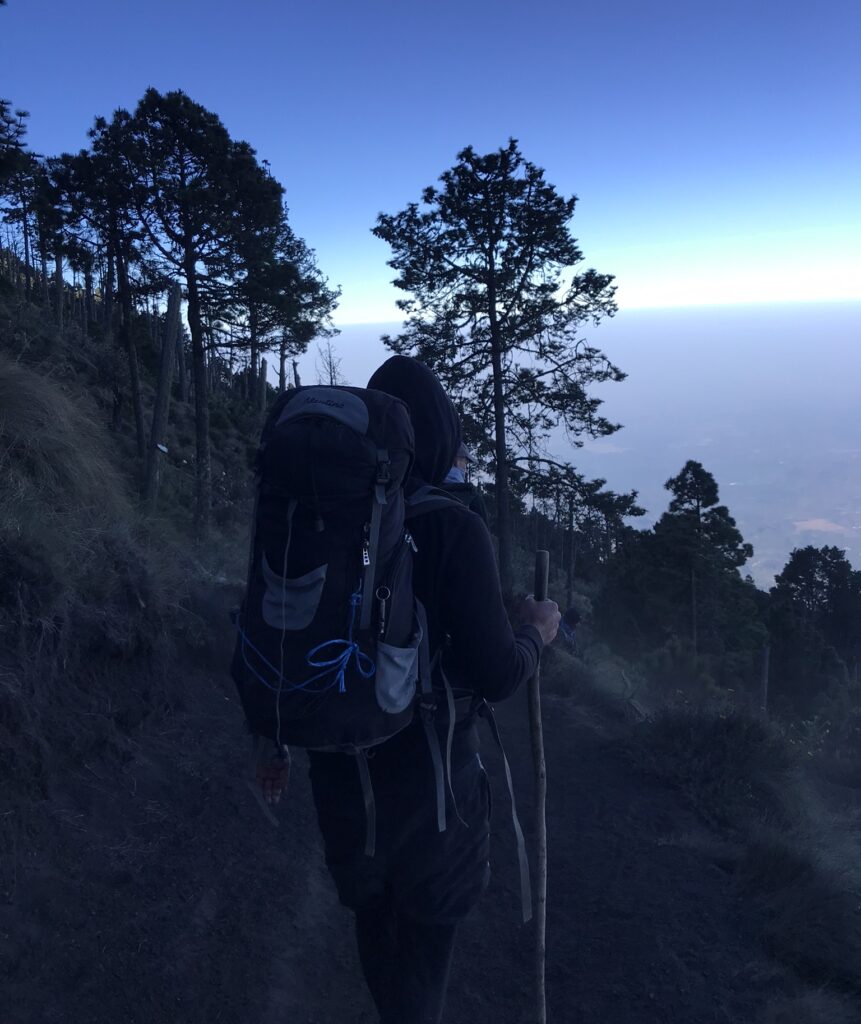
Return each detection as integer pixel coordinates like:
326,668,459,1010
293,301,861,586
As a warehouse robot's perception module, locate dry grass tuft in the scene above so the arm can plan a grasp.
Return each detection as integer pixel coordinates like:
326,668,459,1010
740,828,861,994
762,989,860,1024
0,356,127,517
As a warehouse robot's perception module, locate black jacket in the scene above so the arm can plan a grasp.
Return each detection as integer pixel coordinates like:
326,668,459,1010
441,479,489,523
358,357,542,770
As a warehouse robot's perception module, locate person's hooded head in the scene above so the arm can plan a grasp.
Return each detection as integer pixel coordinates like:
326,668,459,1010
367,356,460,486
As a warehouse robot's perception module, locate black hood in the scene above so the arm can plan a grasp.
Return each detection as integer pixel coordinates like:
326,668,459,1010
367,356,460,486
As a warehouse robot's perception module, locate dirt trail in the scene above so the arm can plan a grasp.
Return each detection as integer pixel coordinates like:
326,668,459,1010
2,616,801,1024
451,697,781,1023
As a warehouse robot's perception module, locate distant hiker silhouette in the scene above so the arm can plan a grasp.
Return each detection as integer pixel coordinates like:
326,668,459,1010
232,356,559,1023
442,441,488,523
560,606,581,655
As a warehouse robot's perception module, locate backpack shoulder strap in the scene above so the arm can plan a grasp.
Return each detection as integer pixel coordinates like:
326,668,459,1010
405,484,462,520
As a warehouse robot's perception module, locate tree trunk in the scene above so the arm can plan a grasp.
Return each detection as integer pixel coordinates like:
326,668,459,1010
40,249,49,307
103,248,115,341
54,251,64,331
84,262,93,329
176,321,188,403
21,201,32,299
249,303,259,394
259,357,268,411
292,359,301,389
184,249,211,535
279,331,287,392
565,499,575,609
117,245,146,466
690,564,698,658
35,214,48,306
143,281,180,510
489,331,513,596
759,643,770,717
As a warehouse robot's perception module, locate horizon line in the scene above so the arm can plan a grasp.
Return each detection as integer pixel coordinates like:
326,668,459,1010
330,295,861,329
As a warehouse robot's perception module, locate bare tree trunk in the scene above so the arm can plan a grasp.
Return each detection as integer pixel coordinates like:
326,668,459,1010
35,214,49,307
184,248,211,535
292,359,301,389
486,257,513,594
759,643,770,717
690,565,698,658
143,282,180,510
54,251,64,331
117,246,146,466
84,262,93,328
21,201,32,299
565,499,576,610
279,331,287,392
258,357,268,411
103,248,115,340
249,303,259,394
40,249,49,307
176,322,188,403
490,333,512,596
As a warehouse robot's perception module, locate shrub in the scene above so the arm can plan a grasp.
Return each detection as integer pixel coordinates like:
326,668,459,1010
630,708,801,829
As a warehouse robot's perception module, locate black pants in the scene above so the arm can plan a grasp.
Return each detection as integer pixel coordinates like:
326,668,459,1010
308,739,491,1023
356,905,457,1024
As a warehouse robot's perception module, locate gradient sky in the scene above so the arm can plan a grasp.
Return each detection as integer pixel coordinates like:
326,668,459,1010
2,0,859,322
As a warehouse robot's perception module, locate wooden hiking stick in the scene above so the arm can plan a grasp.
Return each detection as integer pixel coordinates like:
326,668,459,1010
529,549,549,1024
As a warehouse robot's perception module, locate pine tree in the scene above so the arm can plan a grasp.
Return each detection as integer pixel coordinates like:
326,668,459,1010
374,140,621,593
657,460,753,655
122,89,247,532
770,546,861,707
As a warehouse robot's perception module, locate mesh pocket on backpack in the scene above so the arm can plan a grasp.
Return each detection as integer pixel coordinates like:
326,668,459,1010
374,624,422,714
261,558,327,630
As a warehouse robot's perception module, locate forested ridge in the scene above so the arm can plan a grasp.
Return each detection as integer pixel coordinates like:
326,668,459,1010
3,67,861,1024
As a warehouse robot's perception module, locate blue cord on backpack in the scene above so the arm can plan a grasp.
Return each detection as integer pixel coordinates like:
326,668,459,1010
237,627,340,693
305,589,375,693
237,587,375,694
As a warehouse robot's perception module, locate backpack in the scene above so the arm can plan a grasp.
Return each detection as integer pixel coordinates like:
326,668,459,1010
232,383,428,744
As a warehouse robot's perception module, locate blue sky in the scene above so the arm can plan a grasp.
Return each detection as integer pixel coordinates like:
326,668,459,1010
2,0,859,321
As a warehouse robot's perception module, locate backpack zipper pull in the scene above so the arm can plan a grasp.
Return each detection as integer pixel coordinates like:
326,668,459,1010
405,531,418,553
376,585,391,640
362,523,371,566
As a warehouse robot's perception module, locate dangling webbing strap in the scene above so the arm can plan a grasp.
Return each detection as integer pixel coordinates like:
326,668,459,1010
360,449,390,631
416,601,447,834
275,499,298,750
440,664,468,828
478,701,534,924
243,488,261,592
355,749,376,858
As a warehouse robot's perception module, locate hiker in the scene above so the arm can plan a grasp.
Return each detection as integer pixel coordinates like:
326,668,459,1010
236,356,559,1024
441,441,488,523
559,606,581,655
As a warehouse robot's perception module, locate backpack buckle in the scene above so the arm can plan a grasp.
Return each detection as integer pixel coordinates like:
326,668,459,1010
376,449,391,484
418,697,437,721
